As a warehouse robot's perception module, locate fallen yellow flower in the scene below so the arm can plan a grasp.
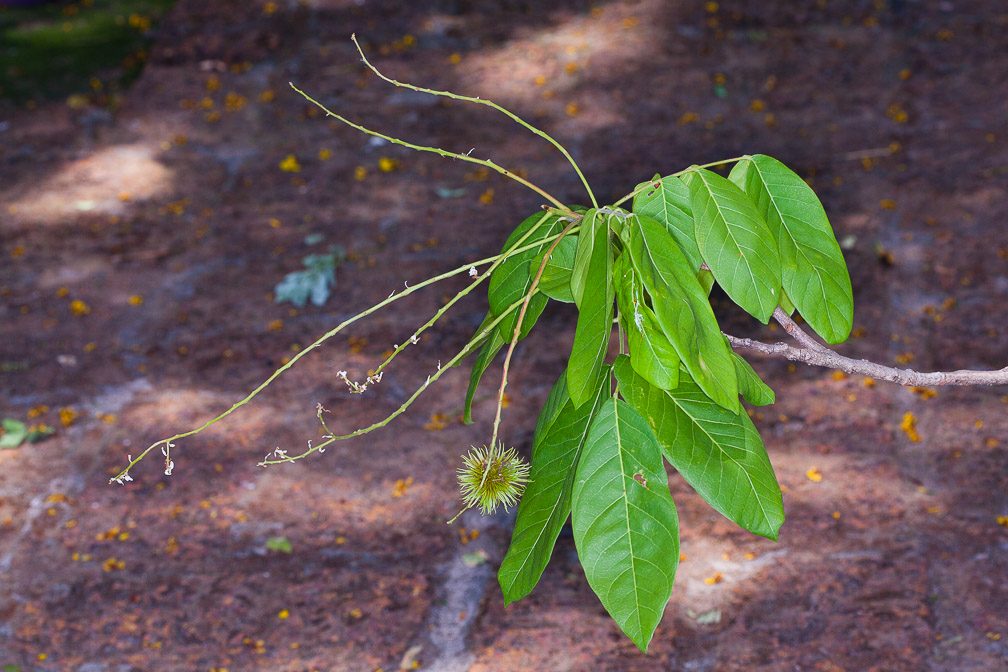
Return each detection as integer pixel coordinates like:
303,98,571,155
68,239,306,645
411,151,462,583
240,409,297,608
279,155,301,172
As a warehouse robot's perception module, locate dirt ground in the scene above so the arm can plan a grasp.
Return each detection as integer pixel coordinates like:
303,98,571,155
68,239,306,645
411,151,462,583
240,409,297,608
1,1,1007,670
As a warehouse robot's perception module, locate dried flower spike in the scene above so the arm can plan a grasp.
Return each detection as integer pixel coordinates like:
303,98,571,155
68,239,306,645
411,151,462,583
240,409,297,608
456,443,530,517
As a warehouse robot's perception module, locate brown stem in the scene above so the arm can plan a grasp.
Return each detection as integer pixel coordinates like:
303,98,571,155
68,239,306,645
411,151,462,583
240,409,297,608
725,330,1008,387
771,307,828,352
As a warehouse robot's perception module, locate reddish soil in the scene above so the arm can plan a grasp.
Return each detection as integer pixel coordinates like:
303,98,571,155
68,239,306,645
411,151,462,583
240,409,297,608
1,1,1006,670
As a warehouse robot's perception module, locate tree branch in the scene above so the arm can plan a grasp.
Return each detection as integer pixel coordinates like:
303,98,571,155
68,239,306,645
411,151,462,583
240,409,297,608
771,306,828,352
725,328,1008,387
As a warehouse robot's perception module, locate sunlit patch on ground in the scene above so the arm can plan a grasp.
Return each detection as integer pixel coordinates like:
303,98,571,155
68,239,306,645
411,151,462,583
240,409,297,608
5,143,173,224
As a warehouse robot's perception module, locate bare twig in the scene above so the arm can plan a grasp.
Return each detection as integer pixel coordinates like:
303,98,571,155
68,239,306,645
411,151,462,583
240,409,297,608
108,214,567,483
290,83,567,210
842,146,899,160
351,34,599,209
726,324,1008,387
260,298,527,467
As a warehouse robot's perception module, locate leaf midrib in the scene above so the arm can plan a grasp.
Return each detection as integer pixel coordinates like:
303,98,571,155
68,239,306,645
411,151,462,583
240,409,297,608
635,224,737,407
612,401,644,639
696,171,771,308
636,225,702,353
501,390,604,595
749,159,846,335
660,387,775,529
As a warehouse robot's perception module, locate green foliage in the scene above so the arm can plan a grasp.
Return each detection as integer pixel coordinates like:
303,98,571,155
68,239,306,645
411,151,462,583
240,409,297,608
498,368,608,604
567,209,614,408
626,213,739,413
615,255,679,391
615,357,784,541
729,154,853,342
632,173,703,271
467,155,848,649
265,536,292,553
571,397,680,650
732,350,776,406
487,212,560,341
274,250,345,307
683,168,782,324
0,418,54,448
531,235,577,303
463,214,563,424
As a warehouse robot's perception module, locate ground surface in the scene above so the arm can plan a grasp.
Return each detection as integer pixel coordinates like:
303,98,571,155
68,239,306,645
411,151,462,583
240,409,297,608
1,1,1007,670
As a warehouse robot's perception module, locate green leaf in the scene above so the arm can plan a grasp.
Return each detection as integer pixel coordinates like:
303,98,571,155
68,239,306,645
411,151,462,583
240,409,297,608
531,234,578,303
683,168,781,323
615,356,784,540
615,255,679,391
532,364,573,441
462,327,505,424
603,209,631,240
453,309,498,375
0,418,27,449
626,214,739,413
777,285,797,316
274,252,344,307
465,212,561,423
265,536,293,553
729,155,853,343
499,369,609,604
25,425,55,444
567,211,613,408
572,397,680,652
633,173,704,271
697,268,715,297
731,351,775,406
488,211,561,341
570,208,598,307
462,550,489,566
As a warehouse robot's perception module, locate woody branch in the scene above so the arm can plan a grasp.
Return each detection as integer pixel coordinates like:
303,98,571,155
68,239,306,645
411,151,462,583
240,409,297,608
725,308,1008,387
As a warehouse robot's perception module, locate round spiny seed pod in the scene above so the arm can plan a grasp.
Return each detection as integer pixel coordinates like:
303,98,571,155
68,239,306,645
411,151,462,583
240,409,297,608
456,443,530,516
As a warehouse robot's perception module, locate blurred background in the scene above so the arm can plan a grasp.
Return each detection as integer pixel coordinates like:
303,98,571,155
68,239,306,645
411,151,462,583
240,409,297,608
0,1,1006,670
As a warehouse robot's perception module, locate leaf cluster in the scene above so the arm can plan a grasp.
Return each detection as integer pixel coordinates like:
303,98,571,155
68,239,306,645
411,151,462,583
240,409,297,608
468,155,853,650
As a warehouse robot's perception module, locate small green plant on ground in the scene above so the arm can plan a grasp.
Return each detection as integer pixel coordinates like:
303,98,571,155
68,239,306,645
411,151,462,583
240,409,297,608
110,36,1008,651
273,244,345,308
0,417,53,449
